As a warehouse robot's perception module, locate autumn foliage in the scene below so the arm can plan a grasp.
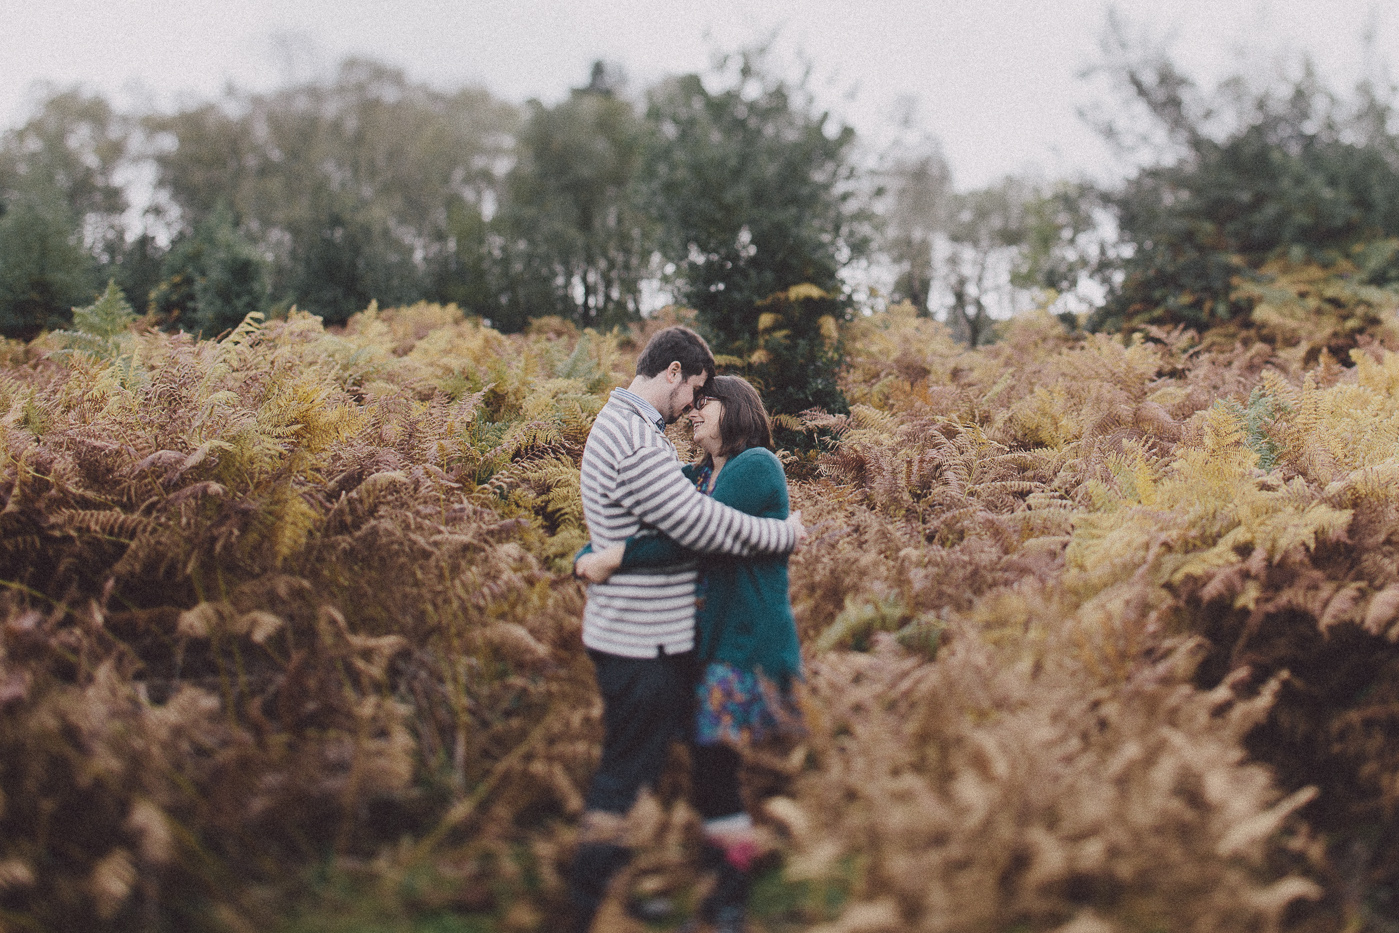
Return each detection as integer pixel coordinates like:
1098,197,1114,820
4,261,1399,930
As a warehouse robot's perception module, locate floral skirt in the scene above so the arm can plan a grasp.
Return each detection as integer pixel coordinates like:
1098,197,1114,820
694,661,801,746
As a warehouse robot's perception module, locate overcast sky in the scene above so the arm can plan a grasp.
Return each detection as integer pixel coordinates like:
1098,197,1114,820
2,0,1395,190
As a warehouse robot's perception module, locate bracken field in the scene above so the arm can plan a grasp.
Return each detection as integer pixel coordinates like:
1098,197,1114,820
8,253,1399,933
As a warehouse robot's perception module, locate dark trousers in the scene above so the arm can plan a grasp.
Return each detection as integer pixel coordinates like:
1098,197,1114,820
570,649,749,931
583,648,697,814
570,648,695,930
583,648,747,819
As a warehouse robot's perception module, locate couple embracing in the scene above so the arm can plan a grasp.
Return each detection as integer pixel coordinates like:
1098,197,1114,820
567,326,807,933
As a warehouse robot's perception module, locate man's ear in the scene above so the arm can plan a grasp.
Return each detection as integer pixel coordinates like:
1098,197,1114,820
666,361,683,382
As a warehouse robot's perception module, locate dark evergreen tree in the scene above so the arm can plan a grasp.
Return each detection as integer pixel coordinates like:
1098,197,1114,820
0,193,96,339
286,202,413,326
644,50,866,417
105,231,166,317
151,205,270,335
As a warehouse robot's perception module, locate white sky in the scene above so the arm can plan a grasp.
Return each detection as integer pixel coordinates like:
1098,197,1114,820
2,0,1395,190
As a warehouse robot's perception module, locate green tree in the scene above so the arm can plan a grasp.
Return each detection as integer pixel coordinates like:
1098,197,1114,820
1013,182,1104,311
0,192,97,339
493,62,654,332
148,58,520,323
0,87,132,259
151,205,270,335
105,231,166,317
0,87,139,336
874,117,952,316
869,97,1100,343
285,199,408,325
930,178,1099,345
943,185,1017,346
427,191,498,324
644,49,865,416
1085,20,1399,332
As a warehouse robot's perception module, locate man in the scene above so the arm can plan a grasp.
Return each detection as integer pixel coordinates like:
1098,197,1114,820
567,325,804,932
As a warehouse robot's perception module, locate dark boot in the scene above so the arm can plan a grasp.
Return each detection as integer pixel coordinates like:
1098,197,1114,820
707,859,751,933
566,841,631,933
693,840,752,933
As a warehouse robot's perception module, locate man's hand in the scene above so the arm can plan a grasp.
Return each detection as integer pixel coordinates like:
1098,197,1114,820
575,543,625,583
787,509,807,549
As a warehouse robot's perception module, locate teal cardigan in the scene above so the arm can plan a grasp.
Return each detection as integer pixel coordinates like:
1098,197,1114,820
615,447,801,686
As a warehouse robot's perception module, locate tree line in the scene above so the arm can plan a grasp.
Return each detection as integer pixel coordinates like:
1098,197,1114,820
3,33,1399,412
0,54,868,335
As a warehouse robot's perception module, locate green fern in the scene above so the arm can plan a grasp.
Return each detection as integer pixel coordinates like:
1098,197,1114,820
1222,387,1288,471
48,282,142,383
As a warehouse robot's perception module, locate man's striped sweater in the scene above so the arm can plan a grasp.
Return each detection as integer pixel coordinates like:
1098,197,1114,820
579,388,797,658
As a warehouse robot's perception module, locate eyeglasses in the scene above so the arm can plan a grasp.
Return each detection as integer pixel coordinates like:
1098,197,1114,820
692,394,716,410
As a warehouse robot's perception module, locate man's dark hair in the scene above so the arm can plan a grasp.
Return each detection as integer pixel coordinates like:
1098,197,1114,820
707,375,772,458
635,326,716,383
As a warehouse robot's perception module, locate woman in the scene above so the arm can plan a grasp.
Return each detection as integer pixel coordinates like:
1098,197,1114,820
575,375,801,933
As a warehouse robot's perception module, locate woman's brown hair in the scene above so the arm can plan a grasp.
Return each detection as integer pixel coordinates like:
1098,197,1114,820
704,375,772,458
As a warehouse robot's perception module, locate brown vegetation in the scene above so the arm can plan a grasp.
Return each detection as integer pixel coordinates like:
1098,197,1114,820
3,272,1399,930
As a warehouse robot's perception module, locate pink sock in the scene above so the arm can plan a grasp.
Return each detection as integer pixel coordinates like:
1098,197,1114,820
723,838,760,873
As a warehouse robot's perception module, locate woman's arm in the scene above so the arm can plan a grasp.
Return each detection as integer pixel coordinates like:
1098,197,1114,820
622,534,691,567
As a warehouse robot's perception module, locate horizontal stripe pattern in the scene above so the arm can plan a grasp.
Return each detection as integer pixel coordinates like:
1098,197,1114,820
579,389,797,658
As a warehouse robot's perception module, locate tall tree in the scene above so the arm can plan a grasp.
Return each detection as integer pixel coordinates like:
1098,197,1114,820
0,88,136,336
0,88,132,259
0,192,96,339
875,127,952,316
427,193,497,325
644,49,865,415
1085,18,1399,332
104,231,166,317
150,205,270,336
930,178,1099,345
148,58,519,324
492,62,654,332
